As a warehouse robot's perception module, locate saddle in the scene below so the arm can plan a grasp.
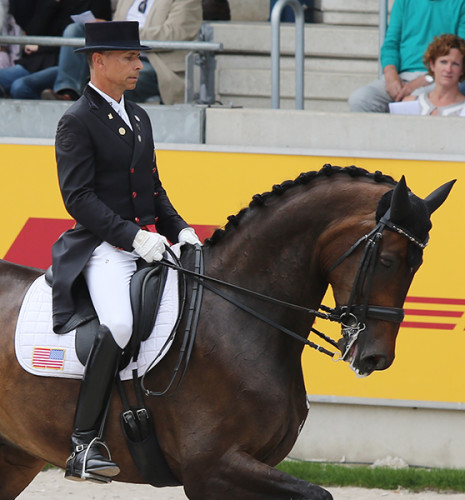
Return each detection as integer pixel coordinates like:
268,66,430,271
45,261,168,368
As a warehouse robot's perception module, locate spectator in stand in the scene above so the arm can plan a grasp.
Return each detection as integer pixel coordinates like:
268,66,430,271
389,34,465,116
0,0,21,69
39,0,113,101
0,0,112,99
202,0,230,20
348,0,465,113
41,0,202,105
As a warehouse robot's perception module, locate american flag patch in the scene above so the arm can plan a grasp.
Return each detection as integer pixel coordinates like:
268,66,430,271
32,347,65,370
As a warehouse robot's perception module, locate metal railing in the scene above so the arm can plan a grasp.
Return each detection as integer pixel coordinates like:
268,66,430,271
378,0,389,77
0,33,223,105
270,0,305,110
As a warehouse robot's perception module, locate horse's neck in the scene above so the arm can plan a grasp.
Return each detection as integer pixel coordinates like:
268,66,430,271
203,178,386,309
204,210,330,312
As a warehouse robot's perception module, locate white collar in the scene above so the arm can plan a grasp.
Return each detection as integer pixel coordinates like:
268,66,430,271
89,82,132,130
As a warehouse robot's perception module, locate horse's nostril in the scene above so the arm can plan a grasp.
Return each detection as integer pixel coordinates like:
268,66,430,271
362,354,388,371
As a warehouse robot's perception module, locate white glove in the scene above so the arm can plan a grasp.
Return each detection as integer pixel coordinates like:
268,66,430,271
132,230,168,263
178,227,202,246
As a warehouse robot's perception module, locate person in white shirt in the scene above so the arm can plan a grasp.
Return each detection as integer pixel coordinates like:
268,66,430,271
390,33,465,116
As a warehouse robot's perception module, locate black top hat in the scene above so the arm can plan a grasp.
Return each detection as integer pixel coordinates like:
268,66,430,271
74,21,150,53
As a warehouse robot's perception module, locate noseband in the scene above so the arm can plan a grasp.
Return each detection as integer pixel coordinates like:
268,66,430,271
326,209,428,360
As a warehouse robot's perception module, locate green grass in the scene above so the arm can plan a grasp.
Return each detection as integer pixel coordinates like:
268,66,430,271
277,460,465,493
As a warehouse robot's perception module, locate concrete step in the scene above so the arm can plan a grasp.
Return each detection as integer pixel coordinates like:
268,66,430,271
216,68,374,104
208,22,379,59
228,0,393,24
313,11,380,26
216,54,378,73
215,96,350,112
314,0,394,13
313,0,394,26
208,22,379,111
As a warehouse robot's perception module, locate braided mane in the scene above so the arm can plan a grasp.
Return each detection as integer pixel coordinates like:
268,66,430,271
205,164,397,247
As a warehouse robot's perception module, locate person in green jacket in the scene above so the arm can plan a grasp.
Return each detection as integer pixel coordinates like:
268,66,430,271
349,0,465,112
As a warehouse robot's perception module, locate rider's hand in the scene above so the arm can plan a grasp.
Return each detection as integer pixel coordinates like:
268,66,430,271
132,230,168,262
178,227,202,246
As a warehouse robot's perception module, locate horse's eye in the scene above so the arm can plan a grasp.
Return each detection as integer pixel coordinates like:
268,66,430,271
379,257,393,268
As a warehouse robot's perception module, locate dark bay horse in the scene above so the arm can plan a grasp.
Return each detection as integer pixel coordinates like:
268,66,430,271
0,165,454,500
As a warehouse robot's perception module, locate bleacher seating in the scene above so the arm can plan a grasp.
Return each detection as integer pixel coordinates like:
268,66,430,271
208,0,393,111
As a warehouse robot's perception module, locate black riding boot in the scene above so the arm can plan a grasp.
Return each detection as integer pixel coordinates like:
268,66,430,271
65,325,122,483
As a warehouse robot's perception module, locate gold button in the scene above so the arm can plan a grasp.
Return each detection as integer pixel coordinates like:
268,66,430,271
119,127,126,135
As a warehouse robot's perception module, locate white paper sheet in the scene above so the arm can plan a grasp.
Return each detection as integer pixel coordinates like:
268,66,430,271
71,10,96,24
388,100,421,115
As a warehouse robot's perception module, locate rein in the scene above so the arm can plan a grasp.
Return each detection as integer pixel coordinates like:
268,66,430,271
158,253,343,357
151,211,428,377
141,246,204,397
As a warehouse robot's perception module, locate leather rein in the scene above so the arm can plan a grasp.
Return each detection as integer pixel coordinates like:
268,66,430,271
143,210,428,398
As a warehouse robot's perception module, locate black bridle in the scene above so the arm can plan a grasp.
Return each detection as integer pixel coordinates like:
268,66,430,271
326,209,428,360
155,210,428,365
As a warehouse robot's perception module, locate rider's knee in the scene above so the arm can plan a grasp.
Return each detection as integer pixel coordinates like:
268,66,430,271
107,320,133,349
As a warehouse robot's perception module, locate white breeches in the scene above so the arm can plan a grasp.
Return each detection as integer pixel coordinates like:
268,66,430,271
82,241,139,349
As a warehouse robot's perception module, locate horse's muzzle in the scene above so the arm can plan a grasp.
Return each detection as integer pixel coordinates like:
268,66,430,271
338,334,395,377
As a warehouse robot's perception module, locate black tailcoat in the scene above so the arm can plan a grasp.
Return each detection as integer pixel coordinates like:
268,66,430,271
52,85,188,333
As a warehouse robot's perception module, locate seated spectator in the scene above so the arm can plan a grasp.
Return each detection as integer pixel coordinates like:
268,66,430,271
41,0,203,105
389,34,465,116
0,0,112,99
41,2,113,101
202,0,230,21
348,0,465,113
0,0,21,69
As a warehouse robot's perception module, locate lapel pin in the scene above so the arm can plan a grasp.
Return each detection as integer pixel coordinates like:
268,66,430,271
134,115,140,122
108,113,114,120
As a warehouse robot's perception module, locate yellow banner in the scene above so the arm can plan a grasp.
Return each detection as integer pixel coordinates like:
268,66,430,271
1,143,463,403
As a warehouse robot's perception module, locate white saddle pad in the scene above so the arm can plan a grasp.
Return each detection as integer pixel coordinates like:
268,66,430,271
14,245,181,381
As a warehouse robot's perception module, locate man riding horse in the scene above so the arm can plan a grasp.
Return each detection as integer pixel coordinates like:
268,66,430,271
51,21,200,483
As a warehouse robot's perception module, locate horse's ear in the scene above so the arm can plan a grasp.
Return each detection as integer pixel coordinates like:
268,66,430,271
423,179,456,215
389,176,411,222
